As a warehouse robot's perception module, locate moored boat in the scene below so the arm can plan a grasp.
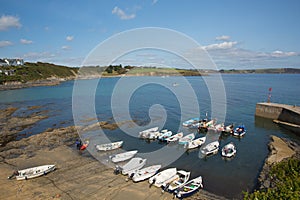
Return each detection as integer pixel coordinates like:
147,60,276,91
95,141,123,151
201,141,219,156
15,165,56,180
149,168,177,187
163,170,191,193
174,176,203,199
115,157,146,175
139,127,159,138
233,125,246,137
223,124,234,134
158,131,173,142
221,142,236,158
130,164,162,182
110,150,138,163
182,118,200,127
178,133,195,145
185,137,206,149
165,132,183,143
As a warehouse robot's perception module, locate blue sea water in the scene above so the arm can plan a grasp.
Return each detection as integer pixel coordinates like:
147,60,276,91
0,74,299,198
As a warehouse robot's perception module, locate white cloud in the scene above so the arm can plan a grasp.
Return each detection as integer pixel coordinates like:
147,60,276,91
66,35,74,41
152,0,159,5
0,15,21,31
61,45,71,50
203,41,238,50
20,39,33,44
271,50,298,58
112,6,136,20
22,52,56,60
215,35,230,41
0,40,13,47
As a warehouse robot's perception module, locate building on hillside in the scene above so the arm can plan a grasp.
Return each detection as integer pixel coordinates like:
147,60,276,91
0,58,24,66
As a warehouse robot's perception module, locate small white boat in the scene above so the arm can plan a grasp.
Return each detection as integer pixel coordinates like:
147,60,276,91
182,118,199,127
178,133,195,145
110,150,138,163
223,124,234,134
15,165,55,180
221,142,237,158
158,131,173,141
174,176,203,199
130,164,162,182
149,168,177,187
95,141,123,151
199,119,216,130
233,125,246,137
118,157,147,175
165,132,183,143
164,170,191,193
186,137,206,149
139,127,159,138
201,141,219,156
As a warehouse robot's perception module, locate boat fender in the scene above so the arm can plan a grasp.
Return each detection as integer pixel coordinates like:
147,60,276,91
25,176,28,180
43,171,47,175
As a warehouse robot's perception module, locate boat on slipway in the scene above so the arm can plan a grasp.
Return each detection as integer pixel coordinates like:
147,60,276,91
95,141,123,151
110,150,138,163
174,176,203,199
163,170,191,193
117,157,147,175
14,165,56,180
130,164,162,182
201,141,219,156
149,168,177,187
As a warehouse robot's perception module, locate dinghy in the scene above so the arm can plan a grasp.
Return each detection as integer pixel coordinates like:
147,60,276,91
163,170,191,193
149,168,177,187
201,141,219,156
221,142,236,158
182,118,200,127
95,141,123,151
223,124,234,134
115,157,146,175
130,164,162,182
80,140,89,150
178,133,195,145
233,125,246,137
158,131,173,142
186,137,206,150
110,150,138,163
15,165,56,180
139,127,159,138
174,176,203,199
165,132,183,143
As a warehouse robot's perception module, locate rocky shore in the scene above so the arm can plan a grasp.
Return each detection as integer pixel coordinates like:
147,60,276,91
0,106,226,200
257,135,300,190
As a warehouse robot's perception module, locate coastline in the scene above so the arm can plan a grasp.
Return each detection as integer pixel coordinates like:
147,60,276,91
0,106,226,200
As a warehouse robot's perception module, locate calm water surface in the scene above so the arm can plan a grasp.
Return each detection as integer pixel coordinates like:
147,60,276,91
0,74,299,198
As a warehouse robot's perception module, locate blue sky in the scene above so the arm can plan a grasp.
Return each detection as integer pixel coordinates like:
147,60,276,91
0,0,300,69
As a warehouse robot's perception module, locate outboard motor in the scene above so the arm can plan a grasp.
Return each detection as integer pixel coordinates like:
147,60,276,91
113,166,121,175
149,178,156,187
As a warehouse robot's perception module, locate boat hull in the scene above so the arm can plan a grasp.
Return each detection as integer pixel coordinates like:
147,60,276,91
16,165,56,180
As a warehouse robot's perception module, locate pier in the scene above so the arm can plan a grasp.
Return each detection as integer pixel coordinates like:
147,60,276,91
255,102,300,134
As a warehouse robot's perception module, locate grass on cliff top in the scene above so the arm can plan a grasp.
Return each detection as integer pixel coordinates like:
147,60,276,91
0,62,78,83
243,158,300,200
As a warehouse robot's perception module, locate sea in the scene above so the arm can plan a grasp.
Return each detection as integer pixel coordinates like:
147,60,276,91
0,73,299,199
